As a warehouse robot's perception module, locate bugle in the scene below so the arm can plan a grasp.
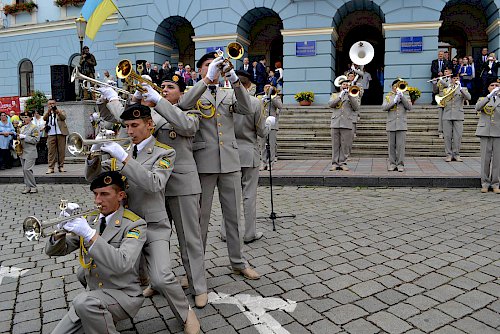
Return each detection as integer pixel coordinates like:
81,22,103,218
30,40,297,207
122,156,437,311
349,85,361,97
396,80,408,93
67,132,131,157
215,42,245,72
23,201,101,241
71,67,131,97
116,59,163,94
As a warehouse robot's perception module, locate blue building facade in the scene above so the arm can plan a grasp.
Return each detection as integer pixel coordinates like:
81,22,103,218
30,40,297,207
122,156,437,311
1,0,499,104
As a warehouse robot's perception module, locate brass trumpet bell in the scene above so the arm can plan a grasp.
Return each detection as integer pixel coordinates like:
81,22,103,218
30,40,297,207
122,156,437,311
67,132,131,157
226,42,244,60
116,59,163,94
349,85,361,97
349,41,374,66
396,80,408,93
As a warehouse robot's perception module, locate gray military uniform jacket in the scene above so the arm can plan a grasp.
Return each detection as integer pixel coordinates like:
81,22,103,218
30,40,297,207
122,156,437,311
177,79,253,174
235,95,270,168
154,98,202,196
19,123,39,160
442,84,471,121
85,138,176,241
328,92,360,129
382,92,412,131
45,205,147,318
475,96,500,137
260,95,282,130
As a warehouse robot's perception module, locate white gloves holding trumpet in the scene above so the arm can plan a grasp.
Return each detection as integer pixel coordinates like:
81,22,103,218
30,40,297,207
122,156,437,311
394,91,403,104
57,203,96,243
265,116,276,129
487,87,500,99
98,86,119,102
90,130,115,153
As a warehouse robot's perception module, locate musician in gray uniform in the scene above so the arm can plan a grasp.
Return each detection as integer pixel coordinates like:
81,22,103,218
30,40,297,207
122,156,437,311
259,84,282,170
17,111,39,194
382,79,412,172
140,75,210,308
221,70,273,243
442,72,471,162
178,52,260,280
436,68,453,138
84,104,200,333
475,78,500,193
46,171,147,334
328,78,360,171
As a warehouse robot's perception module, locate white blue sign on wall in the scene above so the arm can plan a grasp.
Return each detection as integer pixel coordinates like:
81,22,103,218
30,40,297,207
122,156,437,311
206,46,224,54
296,41,316,57
400,37,423,53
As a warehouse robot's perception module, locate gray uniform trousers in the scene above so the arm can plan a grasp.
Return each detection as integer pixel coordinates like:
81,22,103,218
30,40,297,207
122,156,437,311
480,137,500,189
438,108,444,133
51,290,129,334
166,194,206,295
20,157,36,189
388,130,407,167
331,128,353,167
199,172,248,270
221,166,260,241
261,129,277,164
442,120,464,157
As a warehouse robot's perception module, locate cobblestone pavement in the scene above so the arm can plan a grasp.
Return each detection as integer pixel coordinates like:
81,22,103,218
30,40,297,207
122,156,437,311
1,184,499,334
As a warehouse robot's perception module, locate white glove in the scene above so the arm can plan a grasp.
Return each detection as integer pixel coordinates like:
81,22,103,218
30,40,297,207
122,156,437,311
133,89,143,100
98,86,118,102
351,64,356,71
225,69,239,84
18,134,26,139
141,83,161,104
63,217,96,243
487,87,500,99
206,56,224,81
90,112,99,122
101,141,128,162
394,94,400,104
265,116,276,128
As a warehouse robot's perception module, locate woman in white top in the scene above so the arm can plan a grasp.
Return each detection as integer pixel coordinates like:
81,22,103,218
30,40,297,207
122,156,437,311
274,61,284,91
32,110,46,137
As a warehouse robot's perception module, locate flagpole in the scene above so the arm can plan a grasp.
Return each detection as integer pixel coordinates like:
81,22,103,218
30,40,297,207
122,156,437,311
116,7,128,25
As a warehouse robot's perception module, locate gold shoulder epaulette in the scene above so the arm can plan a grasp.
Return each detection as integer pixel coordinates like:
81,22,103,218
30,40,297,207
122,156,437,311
123,209,140,222
155,141,173,150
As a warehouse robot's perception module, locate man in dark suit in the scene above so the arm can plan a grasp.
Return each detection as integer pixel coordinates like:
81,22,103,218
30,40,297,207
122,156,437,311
255,56,267,95
480,52,500,95
159,60,174,82
431,51,452,105
239,57,252,77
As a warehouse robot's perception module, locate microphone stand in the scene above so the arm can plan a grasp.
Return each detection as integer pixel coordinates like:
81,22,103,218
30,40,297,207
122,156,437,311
257,88,295,231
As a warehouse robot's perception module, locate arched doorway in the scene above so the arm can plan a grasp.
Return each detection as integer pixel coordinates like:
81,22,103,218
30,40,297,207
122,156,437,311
155,16,195,68
237,8,283,71
334,1,385,104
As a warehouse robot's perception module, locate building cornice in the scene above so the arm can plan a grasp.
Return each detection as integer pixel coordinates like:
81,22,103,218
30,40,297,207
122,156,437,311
115,41,173,51
486,19,500,35
0,15,118,37
382,21,442,33
191,34,251,46
280,27,338,41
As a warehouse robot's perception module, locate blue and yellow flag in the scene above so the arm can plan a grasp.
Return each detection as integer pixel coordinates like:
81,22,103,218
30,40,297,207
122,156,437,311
81,0,118,40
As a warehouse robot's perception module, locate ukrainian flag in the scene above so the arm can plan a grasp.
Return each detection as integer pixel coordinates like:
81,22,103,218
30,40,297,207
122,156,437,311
81,0,118,40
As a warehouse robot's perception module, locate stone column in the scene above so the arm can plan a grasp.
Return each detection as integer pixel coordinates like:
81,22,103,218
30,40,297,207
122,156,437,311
280,27,337,104
382,21,442,104
486,19,500,55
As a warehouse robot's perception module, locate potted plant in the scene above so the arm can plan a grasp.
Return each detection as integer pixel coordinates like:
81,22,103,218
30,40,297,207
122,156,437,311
407,86,421,104
294,91,314,106
54,0,86,7
3,1,38,15
24,90,48,114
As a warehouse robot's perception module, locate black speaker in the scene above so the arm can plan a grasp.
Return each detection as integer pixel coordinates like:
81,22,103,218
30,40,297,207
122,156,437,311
50,65,76,102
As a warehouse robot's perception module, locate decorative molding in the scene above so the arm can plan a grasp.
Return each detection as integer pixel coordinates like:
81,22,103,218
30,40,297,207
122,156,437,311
280,27,338,41
192,34,251,46
486,19,500,35
0,14,118,37
115,41,173,52
382,21,442,33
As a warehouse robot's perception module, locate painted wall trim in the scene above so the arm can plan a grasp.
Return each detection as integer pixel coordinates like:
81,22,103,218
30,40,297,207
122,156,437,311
382,21,443,33
0,15,118,37
486,19,500,35
281,27,338,41
192,34,251,46
115,41,173,51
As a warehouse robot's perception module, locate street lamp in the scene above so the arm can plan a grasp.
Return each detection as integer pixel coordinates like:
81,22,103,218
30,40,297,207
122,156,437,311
75,15,87,54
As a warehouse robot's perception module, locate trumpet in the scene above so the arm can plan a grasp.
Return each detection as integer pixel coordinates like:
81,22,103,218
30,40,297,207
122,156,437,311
396,80,408,93
215,42,245,72
23,200,101,241
349,85,361,97
71,67,131,97
427,74,452,83
80,81,129,104
116,59,163,94
67,132,131,157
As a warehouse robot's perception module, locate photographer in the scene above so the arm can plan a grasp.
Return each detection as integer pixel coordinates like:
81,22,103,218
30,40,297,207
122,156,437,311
79,46,97,100
43,99,69,173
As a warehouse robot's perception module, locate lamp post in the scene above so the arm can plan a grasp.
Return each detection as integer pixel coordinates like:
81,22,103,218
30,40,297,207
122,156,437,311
75,15,87,54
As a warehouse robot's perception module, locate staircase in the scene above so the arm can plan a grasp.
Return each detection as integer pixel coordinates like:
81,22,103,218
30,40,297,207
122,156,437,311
277,105,481,160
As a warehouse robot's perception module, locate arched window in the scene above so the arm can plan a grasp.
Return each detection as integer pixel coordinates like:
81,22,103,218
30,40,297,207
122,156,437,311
19,59,33,97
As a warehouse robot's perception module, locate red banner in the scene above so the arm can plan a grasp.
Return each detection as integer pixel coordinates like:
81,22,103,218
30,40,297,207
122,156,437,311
0,96,21,115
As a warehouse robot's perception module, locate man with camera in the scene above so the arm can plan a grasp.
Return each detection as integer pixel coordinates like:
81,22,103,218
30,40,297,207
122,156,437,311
79,46,97,100
43,99,69,174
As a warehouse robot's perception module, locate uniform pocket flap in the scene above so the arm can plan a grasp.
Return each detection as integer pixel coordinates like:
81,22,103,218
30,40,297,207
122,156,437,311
192,141,206,151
